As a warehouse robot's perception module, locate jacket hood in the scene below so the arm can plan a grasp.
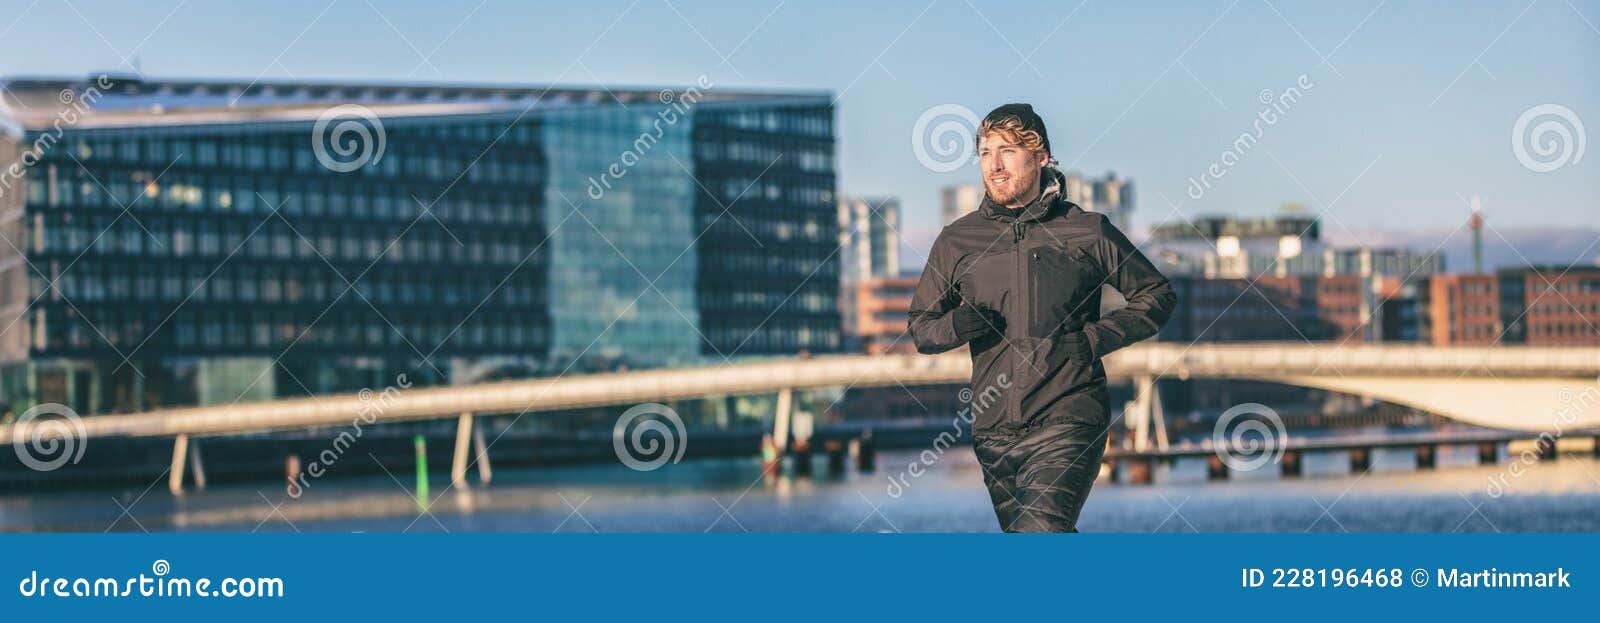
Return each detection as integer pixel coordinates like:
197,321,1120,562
981,166,1069,223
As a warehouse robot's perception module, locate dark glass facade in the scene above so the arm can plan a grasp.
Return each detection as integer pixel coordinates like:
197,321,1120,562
0,78,838,415
691,105,838,356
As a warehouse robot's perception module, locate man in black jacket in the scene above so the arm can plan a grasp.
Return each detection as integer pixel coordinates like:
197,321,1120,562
908,103,1176,532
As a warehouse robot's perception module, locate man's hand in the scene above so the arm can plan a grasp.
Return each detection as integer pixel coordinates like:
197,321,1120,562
952,303,1005,343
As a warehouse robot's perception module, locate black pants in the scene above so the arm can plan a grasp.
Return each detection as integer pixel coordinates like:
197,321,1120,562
973,420,1108,533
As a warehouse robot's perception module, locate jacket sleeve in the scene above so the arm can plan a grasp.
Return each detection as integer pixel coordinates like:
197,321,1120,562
1083,215,1177,358
907,230,968,354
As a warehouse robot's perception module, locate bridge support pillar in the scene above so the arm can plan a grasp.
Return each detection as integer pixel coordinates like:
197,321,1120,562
473,417,493,485
168,434,190,495
1125,376,1169,452
189,438,207,491
773,388,793,454
452,413,476,489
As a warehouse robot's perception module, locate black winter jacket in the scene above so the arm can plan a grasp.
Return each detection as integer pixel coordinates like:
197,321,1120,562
908,168,1177,434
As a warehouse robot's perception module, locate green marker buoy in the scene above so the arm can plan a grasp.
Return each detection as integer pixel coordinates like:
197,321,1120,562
414,434,429,512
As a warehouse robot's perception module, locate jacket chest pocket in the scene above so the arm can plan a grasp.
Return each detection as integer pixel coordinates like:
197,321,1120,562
955,251,1012,311
1027,246,1096,338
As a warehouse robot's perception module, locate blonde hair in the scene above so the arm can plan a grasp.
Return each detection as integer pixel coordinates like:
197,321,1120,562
977,115,1048,156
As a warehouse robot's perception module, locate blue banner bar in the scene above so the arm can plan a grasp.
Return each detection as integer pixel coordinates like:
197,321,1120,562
2,534,1593,620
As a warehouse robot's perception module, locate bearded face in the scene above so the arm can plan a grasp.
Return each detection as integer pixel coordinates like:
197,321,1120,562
978,131,1048,207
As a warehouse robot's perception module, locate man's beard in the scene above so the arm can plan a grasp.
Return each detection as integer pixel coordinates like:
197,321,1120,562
985,169,1042,207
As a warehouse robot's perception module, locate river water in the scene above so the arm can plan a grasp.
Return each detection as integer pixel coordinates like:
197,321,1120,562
4,444,1598,532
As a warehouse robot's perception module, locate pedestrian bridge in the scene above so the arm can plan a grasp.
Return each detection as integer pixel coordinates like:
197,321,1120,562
7,342,1596,494
26,342,1600,439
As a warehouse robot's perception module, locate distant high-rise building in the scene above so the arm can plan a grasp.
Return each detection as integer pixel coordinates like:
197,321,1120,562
0,74,840,414
1146,211,1443,282
1149,212,1324,278
941,171,1132,230
1497,265,1600,346
850,276,919,354
1324,248,1444,279
1064,171,1134,232
940,184,982,226
837,196,900,282
838,196,900,345
1418,274,1502,345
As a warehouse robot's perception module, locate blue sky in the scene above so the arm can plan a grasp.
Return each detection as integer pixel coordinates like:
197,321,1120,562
2,0,1596,253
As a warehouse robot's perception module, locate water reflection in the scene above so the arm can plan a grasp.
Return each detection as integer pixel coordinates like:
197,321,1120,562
2,448,1597,532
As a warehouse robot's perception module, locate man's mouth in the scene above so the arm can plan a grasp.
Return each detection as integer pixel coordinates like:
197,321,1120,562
989,173,1011,185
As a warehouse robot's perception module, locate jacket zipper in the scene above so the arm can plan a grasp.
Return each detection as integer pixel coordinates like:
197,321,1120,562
1010,218,1024,427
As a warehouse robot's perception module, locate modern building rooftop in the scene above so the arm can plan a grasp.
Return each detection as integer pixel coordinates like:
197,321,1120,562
0,73,831,130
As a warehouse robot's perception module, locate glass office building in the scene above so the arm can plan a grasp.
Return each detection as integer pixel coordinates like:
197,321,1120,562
0,76,838,415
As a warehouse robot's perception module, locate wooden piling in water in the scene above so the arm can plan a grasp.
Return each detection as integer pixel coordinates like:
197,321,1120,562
856,429,876,473
1536,436,1558,461
825,439,846,476
1280,450,1303,478
1348,448,1370,473
1127,457,1153,484
1205,454,1228,481
1415,444,1436,470
1478,442,1498,465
